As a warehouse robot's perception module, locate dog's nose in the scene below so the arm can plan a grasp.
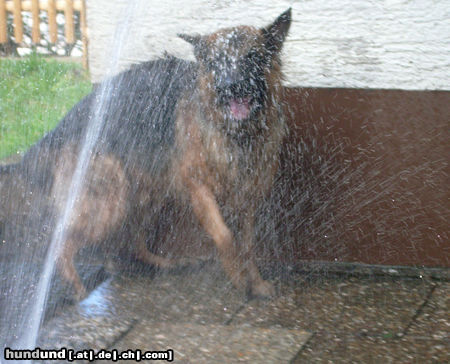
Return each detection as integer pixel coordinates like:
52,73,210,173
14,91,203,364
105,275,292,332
215,70,245,91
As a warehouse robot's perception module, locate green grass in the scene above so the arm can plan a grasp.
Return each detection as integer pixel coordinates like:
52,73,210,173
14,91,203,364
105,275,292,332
0,54,92,159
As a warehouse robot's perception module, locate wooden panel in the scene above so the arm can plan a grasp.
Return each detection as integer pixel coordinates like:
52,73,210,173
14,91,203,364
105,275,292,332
80,0,88,69
0,0,6,43
64,0,74,44
12,0,22,43
47,0,57,43
264,88,449,267
31,0,39,43
5,0,83,12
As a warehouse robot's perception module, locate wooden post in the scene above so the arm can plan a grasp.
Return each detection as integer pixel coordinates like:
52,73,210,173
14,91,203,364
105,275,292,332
31,0,40,43
2,0,87,66
47,0,57,43
12,0,22,43
0,0,7,44
80,0,88,70
64,0,74,44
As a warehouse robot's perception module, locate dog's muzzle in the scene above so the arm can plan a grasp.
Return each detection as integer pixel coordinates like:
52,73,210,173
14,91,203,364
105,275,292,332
215,73,256,121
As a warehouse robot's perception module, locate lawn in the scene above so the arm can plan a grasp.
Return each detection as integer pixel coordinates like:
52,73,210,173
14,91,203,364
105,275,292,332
0,54,92,159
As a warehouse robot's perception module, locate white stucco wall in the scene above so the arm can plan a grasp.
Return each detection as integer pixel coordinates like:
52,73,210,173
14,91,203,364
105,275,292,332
86,0,450,90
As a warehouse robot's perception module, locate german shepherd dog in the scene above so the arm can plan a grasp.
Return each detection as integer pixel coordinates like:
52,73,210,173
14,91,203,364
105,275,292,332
0,9,291,300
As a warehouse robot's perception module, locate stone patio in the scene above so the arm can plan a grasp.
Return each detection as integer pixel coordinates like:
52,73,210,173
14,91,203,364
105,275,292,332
35,261,449,363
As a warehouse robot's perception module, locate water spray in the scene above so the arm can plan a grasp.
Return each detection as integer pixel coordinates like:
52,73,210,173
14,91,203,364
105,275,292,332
15,0,144,358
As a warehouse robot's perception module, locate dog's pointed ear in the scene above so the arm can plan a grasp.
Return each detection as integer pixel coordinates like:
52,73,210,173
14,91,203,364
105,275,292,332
262,8,292,54
178,33,207,60
178,33,202,47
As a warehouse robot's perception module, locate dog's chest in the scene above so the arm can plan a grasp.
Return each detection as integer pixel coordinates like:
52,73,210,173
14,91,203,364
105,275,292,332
203,132,266,195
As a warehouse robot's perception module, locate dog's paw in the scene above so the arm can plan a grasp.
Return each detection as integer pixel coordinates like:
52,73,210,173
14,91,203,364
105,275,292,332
68,285,87,303
249,279,276,299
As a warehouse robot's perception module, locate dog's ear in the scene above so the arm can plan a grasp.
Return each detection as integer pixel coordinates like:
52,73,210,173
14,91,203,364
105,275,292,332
262,8,291,54
178,33,201,46
178,33,207,60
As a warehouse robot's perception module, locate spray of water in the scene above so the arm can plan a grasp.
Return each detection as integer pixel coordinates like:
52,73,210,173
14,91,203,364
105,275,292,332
16,0,143,355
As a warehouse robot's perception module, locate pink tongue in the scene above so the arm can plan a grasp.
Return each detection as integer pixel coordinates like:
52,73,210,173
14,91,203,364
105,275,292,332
229,98,250,120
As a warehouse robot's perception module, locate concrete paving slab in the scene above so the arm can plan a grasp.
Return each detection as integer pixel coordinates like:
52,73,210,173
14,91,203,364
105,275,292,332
328,278,432,337
38,280,138,352
35,263,444,363
112,263,247,324
38,263,247,351
233,275,431,335
407,282,449,341
236,274,441,363
103,321,311,364
293,333,449,363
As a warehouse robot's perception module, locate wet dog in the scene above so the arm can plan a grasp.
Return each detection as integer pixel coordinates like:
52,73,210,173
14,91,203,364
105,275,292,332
0,9,291,300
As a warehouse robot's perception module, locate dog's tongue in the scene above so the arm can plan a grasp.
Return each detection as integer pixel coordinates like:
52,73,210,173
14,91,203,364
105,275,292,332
229,98,250,120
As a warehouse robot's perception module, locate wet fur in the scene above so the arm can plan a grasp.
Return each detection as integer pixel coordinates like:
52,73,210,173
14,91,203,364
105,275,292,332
0,9,291,299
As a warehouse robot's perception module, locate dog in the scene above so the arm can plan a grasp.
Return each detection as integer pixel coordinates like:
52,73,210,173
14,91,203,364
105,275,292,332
0,8,291,300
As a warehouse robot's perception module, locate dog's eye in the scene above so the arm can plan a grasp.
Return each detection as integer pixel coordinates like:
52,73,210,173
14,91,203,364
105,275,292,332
246,50,266,68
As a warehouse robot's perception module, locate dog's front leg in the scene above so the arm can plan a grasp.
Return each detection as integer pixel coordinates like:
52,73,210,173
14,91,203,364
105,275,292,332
189,183,250,293
241,209,276,298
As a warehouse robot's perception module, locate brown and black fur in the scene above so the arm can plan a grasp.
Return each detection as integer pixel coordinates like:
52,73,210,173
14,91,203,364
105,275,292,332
0,9,291,300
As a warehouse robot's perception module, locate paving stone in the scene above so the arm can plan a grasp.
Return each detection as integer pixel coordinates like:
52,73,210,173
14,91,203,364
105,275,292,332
232,277,343,331
233,275,431,336
38,263,245,354
331,278,431,337
293,333,449,363
102,321,311,364
34,264,445,363
38,281,138,355
109,263,246,324
407,282,449,341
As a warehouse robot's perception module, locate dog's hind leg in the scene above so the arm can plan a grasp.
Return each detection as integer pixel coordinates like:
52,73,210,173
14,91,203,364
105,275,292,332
52,147,130,300
56,237,87,300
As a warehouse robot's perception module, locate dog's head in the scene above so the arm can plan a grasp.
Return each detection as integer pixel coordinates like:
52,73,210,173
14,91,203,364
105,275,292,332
179,9,291,127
